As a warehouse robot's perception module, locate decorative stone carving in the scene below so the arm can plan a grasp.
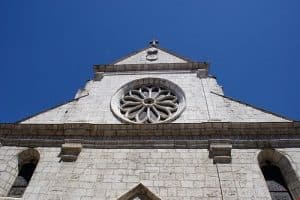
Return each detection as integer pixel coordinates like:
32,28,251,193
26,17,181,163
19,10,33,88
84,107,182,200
146,47,158,61
111,78,186,124
120,86,178,123
146,40,159,61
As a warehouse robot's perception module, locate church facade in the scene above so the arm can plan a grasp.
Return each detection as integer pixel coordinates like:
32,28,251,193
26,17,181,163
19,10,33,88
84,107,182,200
0,41,299,200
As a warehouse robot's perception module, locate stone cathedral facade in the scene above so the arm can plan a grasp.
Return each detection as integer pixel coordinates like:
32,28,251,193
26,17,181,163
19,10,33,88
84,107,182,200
0,41,299,200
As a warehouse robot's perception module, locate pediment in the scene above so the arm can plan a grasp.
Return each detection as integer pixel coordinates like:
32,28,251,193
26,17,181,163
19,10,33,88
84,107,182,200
113,46,189,65
117,183,161,200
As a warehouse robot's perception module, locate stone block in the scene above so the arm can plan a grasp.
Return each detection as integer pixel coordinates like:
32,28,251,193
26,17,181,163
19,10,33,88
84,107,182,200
60,143,82,162
94,72,104,81
209,142,232,164
196,69,208,78
213,156,231,164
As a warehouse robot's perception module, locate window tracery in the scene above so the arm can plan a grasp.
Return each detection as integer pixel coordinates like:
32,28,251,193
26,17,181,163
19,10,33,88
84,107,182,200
111,78,186,124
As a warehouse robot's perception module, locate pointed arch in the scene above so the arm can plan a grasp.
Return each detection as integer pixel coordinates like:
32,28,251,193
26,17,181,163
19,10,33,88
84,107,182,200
258,149,300,200
7,148,40,198
117,183,161,200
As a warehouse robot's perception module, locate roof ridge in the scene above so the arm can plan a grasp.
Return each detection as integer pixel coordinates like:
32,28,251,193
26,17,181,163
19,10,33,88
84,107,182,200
210,91,293,121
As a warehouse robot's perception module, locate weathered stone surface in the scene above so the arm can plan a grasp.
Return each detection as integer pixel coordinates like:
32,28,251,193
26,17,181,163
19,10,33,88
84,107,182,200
209,142,232,164
60,143,82,162
196,69,208,78
2,147,299,199
20,72,289,124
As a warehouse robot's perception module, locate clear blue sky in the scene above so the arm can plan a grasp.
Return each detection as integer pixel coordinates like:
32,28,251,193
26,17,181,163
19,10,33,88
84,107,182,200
0,0,299,122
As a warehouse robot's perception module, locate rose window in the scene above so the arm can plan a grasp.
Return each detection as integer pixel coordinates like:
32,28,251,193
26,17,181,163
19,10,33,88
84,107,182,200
120,86,178,123
111,78,186,124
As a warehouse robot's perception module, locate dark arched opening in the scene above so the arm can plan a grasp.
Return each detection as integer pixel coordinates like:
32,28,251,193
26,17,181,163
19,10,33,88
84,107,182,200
258,149,300,199
7,149,39,198
261,161,293,200
8,161,37,197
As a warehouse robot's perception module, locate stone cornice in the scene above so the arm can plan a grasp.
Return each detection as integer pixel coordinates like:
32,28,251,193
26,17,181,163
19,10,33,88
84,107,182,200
0,122,299,149
93,62,209,73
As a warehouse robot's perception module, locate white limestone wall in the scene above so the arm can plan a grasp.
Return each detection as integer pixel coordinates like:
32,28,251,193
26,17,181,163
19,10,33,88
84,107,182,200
22,73,221,124
1,146,300,200
21,72,289,124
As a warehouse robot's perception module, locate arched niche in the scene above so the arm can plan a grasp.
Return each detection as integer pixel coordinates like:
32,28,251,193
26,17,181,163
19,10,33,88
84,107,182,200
7,148,40,198
258,149,300,200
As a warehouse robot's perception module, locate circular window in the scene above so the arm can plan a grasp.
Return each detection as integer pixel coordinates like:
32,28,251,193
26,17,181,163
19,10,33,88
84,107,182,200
111,78,186,124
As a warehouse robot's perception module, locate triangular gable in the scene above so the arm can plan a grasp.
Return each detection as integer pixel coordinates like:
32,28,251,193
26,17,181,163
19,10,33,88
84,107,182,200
18,94,89,124
211,92,292,122
117,183,161,200
113,46,190,65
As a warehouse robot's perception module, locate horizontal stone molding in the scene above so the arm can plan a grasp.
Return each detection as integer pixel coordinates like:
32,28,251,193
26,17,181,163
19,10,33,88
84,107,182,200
0,122,299,137
0,122,299,149
2,138,300,149
94,62,208,73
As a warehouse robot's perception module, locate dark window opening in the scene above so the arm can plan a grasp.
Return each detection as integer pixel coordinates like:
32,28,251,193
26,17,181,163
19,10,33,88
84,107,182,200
261,162,293,200
8,162,37,198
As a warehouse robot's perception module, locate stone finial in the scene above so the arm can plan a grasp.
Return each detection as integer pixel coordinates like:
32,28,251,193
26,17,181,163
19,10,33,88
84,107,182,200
149,39,159,47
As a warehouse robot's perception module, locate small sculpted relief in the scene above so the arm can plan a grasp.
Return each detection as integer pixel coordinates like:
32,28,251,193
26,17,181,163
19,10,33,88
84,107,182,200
146,48,158,61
